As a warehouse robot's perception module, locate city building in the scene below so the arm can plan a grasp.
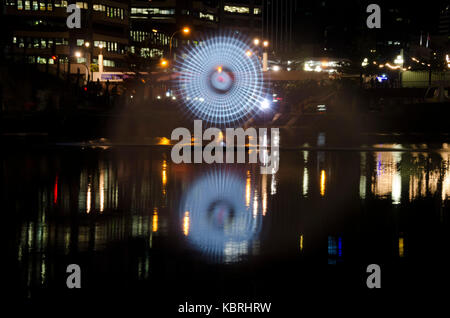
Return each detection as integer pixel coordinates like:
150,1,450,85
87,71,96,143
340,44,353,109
219,0,262,38
129,0,219,68
3,0,130,79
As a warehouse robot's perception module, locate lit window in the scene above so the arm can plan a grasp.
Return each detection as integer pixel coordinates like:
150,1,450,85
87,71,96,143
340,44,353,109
254,8,261,15
37,56,47,64
103,59,115,67
25,1,30,10
76,2,88,9
76,39,85,46
32,1,38,10
199,12,214,21
93,4,105,11
94,41,106,48
17,0,23,10
224,6,249,14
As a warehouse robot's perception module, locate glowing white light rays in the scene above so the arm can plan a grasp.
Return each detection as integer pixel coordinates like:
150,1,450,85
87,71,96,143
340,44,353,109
180,169,262,263
176,35,266,125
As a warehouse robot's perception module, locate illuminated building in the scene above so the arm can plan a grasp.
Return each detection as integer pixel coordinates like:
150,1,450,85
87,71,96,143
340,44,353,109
3,0,130,75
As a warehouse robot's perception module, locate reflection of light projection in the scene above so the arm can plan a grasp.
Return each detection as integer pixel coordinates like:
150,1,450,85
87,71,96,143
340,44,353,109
176,35,266,125
180,170,262,263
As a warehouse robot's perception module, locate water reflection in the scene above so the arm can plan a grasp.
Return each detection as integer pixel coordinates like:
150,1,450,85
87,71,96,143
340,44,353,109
179,169,263,263
4,143,450,299
357,145,450,203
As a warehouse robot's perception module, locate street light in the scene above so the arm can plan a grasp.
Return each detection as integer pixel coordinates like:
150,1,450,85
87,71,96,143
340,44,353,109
98,44,104,74
253,38,260,46
74,51,89,84
160,58,169,68
84,42,91,81
262,40,269,71
169,26,191,60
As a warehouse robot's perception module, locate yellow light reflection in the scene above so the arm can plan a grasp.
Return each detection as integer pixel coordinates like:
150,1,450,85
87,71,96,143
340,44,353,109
399,237,404,257
99,170,105,213
183,211,190,236
246,170,251,207
152,208,158,232
162,160,167,195
86,183,92,213
262,174,267,216
320,170,326,197
300,234,304,251
253,190,258,218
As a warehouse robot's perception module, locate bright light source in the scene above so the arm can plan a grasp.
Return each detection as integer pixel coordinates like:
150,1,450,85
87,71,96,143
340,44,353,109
84,42,90,48
272,65,280,71
377,74,388,82
261,98,270,109
217,66,222,73
183,27,190,34
152,29,158,33
263,40,269,47
314,65,322,72
361,58,369,67
99,44,103,49
245,50,252,57
160,59,169,67
253,38,260,46
394,55,404,65
75,51,81,58
317,104,327,112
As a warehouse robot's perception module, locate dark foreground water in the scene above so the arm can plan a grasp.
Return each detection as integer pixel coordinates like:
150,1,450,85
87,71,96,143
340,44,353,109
4,139,450,312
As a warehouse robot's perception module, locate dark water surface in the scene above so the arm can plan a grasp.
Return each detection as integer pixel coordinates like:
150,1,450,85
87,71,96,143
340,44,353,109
4,140,450,311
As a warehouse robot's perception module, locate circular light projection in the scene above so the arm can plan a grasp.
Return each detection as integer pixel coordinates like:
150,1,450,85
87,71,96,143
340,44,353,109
176,35,267,125
180,169,262,263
